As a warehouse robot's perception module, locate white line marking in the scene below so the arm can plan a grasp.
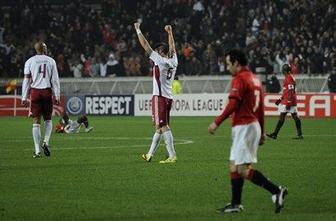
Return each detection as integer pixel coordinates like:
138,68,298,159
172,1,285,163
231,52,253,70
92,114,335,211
0,137,194,151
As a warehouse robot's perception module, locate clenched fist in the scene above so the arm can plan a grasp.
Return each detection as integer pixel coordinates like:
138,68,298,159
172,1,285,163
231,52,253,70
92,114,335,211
134,22,140,30
164,25,172,32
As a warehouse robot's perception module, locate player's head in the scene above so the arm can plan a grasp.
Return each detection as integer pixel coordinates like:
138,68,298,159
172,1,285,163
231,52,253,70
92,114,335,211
34,41,47,54
225,49,248,75
282,64,292,75
154,42,169,57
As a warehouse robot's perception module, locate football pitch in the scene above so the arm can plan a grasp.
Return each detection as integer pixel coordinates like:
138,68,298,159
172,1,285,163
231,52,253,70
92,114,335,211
0,116,335,221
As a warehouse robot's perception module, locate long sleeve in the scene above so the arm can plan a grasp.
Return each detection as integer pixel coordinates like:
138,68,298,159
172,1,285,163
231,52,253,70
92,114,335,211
21,76,30,100
214,98,240,126
51,61,60,100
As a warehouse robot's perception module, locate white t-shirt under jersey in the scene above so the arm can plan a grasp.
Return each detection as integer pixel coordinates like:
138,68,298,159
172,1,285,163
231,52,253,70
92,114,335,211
150,51,178,99
23,54,60,99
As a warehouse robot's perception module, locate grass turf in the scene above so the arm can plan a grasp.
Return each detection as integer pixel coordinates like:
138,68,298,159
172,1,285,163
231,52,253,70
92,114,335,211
0,116,335,221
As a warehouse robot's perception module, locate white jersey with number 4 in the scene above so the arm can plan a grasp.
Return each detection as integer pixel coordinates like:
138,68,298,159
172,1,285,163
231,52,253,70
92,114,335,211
150,51,178,99
24,54,60,97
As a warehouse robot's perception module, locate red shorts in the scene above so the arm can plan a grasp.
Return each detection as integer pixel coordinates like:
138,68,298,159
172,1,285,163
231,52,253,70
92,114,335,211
30,88,53,120
152,95,172,127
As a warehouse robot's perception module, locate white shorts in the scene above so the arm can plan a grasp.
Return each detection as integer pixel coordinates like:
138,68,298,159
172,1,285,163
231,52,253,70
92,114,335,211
278,104,297,114
230,121,261,165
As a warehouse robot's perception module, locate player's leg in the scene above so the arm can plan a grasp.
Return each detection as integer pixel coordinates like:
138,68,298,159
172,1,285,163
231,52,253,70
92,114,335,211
241,165,288,213
32,117,42,157
146,127,162,158
41,89,53,157
142,96,161,162
216,161,245,214
78,115,93,132
291,112,303,139
30,89,42,157
159,98,176,163
217,125,246,213
61,111,70,125
229,162,244,206
267,111,287,139
239,123,287,213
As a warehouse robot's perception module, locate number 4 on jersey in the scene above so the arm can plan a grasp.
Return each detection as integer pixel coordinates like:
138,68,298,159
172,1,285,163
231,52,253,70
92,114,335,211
38,64,47,78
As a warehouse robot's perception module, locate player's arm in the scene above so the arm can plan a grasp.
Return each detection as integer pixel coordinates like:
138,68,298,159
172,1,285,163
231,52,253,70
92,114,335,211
258,91,265,145
208,97,240,134
208,77,243,135
134,22,153,55
21,61,31,107
51,60,61,104
164,25,176,57
286,87,294,108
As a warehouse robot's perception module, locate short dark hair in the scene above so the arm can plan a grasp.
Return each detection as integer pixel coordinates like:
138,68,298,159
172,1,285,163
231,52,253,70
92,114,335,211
282,64,292,74
225,49,248,66
154,42,168,55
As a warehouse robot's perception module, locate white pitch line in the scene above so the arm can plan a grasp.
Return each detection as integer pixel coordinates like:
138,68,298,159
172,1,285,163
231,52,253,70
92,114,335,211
0,137,194,151
52,139,193,150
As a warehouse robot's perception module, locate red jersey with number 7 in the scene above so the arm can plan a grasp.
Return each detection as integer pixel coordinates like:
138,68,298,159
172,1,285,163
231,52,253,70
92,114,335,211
228,67,264,128
281,73,297,106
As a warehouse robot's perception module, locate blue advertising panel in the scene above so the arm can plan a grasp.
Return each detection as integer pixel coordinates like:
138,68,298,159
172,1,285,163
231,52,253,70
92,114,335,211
66,96,85,115
85,95,134,116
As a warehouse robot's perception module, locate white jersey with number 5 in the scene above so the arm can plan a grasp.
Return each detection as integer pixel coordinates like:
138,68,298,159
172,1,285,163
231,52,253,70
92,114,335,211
24,54,60,91
150,51,178,99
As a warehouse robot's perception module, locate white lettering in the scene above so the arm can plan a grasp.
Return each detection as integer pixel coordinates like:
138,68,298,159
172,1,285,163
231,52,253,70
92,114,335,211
118,97,124,114
309,95,330,116
93,97,99,114
86,98,92,114
124,97,131,114
111,97,118,114
99,97,105,114
105,97,112,114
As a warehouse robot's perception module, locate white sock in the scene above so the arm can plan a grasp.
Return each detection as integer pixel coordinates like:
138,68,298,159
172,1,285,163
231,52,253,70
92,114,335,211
148,132,162,156
32,124,41,154
44,120,52,145
162,130,176,158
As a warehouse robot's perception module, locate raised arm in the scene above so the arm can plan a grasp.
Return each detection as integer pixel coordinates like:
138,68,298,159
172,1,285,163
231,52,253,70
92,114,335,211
164,25,176,56
134,22,153,55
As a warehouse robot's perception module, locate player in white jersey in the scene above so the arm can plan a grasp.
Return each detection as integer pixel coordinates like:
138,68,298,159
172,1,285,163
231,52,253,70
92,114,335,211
21,42,60,158
55,112,93,134
134,22,178,163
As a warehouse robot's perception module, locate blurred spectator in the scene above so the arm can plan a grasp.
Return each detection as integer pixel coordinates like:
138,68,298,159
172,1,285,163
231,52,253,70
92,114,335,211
69,59,83,78
327,70,336,93
0,0,334,78
172,75,182,95
106,53,122,77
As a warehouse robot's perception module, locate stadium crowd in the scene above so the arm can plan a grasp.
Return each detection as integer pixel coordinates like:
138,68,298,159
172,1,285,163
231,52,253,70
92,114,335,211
0,0,335,78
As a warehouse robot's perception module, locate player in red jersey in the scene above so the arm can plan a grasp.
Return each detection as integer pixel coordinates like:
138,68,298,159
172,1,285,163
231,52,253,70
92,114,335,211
21,42,60,158
208,49,287,214
267,64,303,139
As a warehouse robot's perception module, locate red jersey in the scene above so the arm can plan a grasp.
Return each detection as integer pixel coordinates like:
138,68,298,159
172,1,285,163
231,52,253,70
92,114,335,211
281,73,297,106
228,68,263,127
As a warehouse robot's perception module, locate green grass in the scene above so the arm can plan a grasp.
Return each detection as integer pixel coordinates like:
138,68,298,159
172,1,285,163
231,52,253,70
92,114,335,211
0,116,335,221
